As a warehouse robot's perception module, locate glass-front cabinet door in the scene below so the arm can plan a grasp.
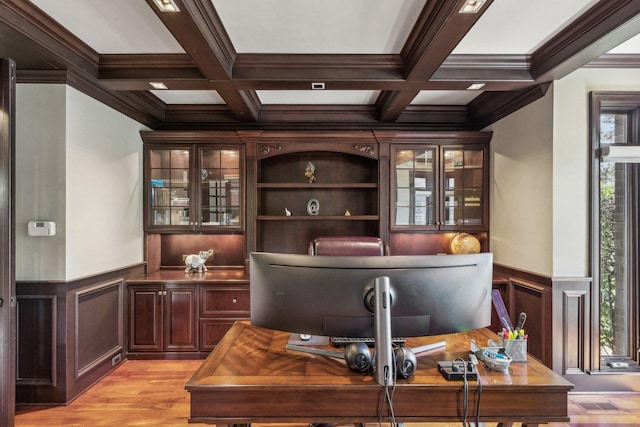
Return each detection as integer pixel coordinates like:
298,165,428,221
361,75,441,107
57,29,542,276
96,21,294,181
441,146,485,230
392,144,487,231
393,147,437,228
198,148,241,227
149,148,191,228
146,145,242,232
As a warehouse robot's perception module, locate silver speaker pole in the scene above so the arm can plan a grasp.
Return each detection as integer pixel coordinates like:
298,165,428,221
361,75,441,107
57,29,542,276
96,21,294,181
373,276,393,386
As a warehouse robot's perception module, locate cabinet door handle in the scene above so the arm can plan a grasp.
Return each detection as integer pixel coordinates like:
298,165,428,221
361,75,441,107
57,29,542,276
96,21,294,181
163,291,167,296
232,298,238,304
158,291,163,296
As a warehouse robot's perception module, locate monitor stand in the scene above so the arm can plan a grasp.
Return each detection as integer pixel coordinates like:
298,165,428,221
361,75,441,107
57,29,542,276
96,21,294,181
286,276,447,386
373,276,394,386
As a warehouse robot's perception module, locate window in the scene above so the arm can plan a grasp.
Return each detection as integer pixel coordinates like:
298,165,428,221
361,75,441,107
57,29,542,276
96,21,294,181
591,92,640,371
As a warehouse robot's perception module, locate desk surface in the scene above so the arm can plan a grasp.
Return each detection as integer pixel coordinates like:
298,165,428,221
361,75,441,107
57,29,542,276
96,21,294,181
186,321,573,425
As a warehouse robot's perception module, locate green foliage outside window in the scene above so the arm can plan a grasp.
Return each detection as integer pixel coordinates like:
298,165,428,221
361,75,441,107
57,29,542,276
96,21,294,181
599,161,615,355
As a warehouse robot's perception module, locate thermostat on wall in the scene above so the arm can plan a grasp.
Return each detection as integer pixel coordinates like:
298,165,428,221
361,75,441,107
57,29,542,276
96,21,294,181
28,221,56,236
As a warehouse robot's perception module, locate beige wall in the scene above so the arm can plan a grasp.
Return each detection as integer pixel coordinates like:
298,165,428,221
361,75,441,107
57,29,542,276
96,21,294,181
16,84,67,280
489,68,640,278
486,87,554,276
552,68,640,277
16,84,147,281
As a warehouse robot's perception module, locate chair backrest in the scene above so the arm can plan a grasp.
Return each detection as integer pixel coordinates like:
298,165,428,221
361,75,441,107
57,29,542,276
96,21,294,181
308,236,390,256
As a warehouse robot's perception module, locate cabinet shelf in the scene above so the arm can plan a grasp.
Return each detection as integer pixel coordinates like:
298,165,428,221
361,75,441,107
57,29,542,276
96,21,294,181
257,215,379,221
444,165,483,171
255,147,381,253
257,182,377,189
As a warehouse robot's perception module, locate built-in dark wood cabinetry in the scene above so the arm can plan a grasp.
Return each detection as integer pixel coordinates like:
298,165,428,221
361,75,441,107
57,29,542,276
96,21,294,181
141,132,244,234
126,270,249,359
391,144,488,231
253,135,381,254
128,283,199,355
132,130,496,360
199,284,250,352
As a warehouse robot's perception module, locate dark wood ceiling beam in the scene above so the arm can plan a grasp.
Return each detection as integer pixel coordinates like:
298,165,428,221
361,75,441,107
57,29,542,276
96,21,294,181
0,3,166,129
531,0,640,81
219,88,261,122
433,54,533,82
584,53,640,68
96,53,535,91
144,0,233,79
144,0,259,121
160,104,471,131
99,54,203,80
16,69,164,128
377,0,494,122
233,53,403,81
468,82,552,130
0,0,98,76
100,77,529,92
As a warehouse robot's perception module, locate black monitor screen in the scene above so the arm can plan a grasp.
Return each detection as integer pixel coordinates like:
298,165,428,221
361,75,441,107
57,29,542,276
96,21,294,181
250,252,493,338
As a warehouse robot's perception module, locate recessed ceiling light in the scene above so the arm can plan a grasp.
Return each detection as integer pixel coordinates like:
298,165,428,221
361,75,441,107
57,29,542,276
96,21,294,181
467,83,485,90
153,0,180,13
459,0,485,14
150,82,168,90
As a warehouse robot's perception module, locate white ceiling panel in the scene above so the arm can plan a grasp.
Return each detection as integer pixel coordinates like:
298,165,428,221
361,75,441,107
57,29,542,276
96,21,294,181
257,90,380,105
608,33,640,54
30,0,184,54
152,90,225,105
211,0,427,54
410,90,482,105
453,0,601,54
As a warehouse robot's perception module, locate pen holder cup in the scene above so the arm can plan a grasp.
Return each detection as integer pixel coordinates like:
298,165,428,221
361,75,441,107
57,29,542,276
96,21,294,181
500,338,527,362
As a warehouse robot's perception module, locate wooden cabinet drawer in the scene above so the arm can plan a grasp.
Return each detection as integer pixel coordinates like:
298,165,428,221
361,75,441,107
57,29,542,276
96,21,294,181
200,319,242,351
200,286,250,316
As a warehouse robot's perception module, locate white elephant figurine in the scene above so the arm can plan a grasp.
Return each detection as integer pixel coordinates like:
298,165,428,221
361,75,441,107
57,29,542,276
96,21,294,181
184,249,214,274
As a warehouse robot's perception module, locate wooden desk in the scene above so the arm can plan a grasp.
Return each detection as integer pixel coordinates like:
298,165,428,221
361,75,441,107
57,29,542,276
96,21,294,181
186,321,573,426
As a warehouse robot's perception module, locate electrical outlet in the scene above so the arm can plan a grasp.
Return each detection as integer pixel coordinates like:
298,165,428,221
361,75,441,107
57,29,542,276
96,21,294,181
111,354,122,366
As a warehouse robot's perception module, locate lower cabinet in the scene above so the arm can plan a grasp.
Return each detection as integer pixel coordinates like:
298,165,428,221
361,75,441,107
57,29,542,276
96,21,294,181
127,279,250,358
199,285,251,351
128,284,199,355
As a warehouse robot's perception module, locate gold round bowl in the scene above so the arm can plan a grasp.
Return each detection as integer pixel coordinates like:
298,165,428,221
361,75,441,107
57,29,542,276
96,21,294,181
449,233,481,254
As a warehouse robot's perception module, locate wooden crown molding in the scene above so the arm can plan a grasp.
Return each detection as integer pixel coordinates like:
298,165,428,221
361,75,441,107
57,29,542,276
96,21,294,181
532,0,640,81
3,0,640,131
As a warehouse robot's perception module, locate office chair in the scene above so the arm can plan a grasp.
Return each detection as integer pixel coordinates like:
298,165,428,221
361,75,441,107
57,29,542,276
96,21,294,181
308,235,390,257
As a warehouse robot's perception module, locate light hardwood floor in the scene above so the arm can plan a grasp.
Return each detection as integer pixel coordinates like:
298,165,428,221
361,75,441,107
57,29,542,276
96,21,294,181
15,359,640,427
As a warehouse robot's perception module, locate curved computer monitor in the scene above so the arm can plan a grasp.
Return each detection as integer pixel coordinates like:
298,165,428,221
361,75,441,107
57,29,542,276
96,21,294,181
250,252,493,338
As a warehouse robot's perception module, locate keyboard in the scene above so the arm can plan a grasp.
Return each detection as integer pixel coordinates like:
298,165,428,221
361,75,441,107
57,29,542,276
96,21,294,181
330,336,406,347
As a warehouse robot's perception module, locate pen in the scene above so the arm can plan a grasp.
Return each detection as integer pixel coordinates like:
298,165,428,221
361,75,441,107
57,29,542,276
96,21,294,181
501,316,512,332
515,312,527,331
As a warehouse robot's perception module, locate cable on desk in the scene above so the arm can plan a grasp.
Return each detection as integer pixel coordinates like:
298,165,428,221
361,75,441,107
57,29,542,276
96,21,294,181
469,353,482,427
452,357,469,426
474,374,482,426
376,365,396,427
376,356,399,427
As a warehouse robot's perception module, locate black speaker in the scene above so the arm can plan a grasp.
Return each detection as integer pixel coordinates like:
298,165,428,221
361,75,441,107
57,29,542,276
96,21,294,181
393,347,417,379
344,342,372,372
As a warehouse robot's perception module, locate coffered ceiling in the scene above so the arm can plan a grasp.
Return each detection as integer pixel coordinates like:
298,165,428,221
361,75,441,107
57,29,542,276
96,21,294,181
1,0,640,130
